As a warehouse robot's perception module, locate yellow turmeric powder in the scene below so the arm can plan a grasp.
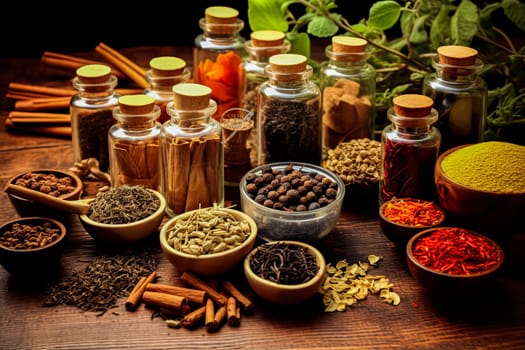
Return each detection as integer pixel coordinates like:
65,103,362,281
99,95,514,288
441,141,525,192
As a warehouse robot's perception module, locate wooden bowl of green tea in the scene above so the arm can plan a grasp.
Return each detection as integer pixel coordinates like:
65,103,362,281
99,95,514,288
243,240,326,304
435,141,525,231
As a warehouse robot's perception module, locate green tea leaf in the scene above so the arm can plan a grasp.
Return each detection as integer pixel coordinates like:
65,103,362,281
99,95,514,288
307,14,339,38
502,0,525,31
451,0,479,46
368,1,402,30
248,0,289,32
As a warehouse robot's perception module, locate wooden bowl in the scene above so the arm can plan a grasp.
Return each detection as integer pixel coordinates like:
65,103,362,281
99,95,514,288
243,240,326,304
0,217,68,274
378,197,446,246
406,227,504,293
160,207,258,277
435,143,525,231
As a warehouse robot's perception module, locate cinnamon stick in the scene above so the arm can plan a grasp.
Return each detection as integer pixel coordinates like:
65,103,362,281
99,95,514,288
168,139,190,213
213,303,228,329
144,283,207,304
142,291,188,311
41,51,126,80
204,135,221,205
180,272,227,306
8,111,70,125
205,298,216,331
227,296,240,327
185,138,210,211
95,42,149,88
125,271,157,311
221,280,254,314
4,118,71,138
14,96,71,111
8,82,76,98
181,305,206,329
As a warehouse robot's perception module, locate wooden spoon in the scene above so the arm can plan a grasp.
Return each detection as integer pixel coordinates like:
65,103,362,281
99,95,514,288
4,184,91,215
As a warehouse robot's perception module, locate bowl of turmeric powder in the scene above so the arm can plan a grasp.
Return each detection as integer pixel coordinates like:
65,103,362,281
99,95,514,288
435,141,525,232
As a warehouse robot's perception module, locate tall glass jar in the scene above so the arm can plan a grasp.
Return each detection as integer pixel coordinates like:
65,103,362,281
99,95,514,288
241,30,290,167
257,53,322,166
422,45,487,154
380,94,441,204
108,94,161,190
320,36,376,150
71,64,120,171
161,83,224,217
144,56,191,124
193,5,246,121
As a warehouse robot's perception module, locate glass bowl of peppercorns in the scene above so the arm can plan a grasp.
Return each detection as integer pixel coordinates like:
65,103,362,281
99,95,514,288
239,162,345,242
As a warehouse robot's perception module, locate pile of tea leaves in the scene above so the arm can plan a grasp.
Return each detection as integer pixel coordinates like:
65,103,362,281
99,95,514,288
43,246,159,316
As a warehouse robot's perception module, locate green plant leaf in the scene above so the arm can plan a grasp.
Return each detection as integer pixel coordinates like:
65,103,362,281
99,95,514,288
502,0,525,31
368,0,402,30
307,14,339,38
248,0,289,32
286,32,311,59
479,3,501,30
409,14,429,44
430,4,452,48
400,11,413,38
450,0,479,46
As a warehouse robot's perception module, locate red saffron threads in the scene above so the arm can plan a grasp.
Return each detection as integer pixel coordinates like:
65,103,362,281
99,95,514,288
411,228,502,275
383,199,444,226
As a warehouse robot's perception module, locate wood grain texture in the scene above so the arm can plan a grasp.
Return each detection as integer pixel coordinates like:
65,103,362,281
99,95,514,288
1,46,524,350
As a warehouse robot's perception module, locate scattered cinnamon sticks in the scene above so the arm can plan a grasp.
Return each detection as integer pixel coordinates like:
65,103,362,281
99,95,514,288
41,51,127,80
95,42,149,88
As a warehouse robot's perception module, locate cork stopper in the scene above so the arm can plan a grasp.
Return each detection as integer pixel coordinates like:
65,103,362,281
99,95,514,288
393,94,434,118
118,95,156,114
76,64,111,84
149,56,186,77
437,45,478,66
172,83,212,110
251,30,286,47
332,36,367,53
204,6,239,34
269,54,307,73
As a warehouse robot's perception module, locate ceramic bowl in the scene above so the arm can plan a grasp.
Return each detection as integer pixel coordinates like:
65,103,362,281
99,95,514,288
379,197,446,246
243,240,326,304
5,169,83,224
239,162,345,242
435,143,525,231
160,207,258,277
406,227,505,293
79,189,166,244
0,217,68,273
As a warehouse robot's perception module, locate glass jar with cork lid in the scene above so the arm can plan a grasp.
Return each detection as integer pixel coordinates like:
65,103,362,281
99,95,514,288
161,83,224,217
422,45,487,154
108,94,162,190
71,64,120,172
380,94,441,204
144,56,191,124
320,36,376,150
257,53,322,166
193,5,246,121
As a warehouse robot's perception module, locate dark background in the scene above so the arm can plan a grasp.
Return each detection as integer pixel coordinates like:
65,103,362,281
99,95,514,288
1,0,373,57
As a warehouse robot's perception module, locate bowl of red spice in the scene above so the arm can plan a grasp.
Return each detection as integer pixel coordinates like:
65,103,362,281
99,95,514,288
406,227,504,292
243,240,326,304
0,216,68,274
378,197,446,246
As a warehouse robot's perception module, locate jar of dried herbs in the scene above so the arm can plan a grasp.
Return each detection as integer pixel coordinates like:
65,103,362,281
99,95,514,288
241,30,290,167
320,36,376,150
422,45,487,154
144,56,191,124
108,94,162,190
257,53,322,165
380,94,441,203
193,6,246,121
71,64,120,172
161,83,224,217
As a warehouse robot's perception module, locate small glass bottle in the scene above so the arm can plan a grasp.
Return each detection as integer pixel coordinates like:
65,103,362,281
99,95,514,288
193,5,246,120
241,30,290,166
71,64,120,171
320,36,376,150
422,45,487,153
161,83,224,217
257,53,322,166
108,94,162,190
380,94,441,204
144,56,191,124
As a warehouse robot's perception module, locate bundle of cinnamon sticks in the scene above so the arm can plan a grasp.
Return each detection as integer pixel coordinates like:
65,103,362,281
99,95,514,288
4,43,149,138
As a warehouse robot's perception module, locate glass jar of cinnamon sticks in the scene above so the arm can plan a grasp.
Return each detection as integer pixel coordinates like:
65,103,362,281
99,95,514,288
161,83,224,217
108,94,162,190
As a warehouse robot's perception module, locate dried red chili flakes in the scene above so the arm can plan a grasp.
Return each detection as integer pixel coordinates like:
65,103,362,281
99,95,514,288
411,227,503,275
382,198,444,226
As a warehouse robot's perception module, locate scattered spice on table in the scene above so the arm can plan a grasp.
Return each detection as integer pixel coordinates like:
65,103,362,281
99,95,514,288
411,227,503,275
320,255,400,312
382,198,444,226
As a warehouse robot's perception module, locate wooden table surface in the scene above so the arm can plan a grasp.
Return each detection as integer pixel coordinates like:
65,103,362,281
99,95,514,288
1,46,524,350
